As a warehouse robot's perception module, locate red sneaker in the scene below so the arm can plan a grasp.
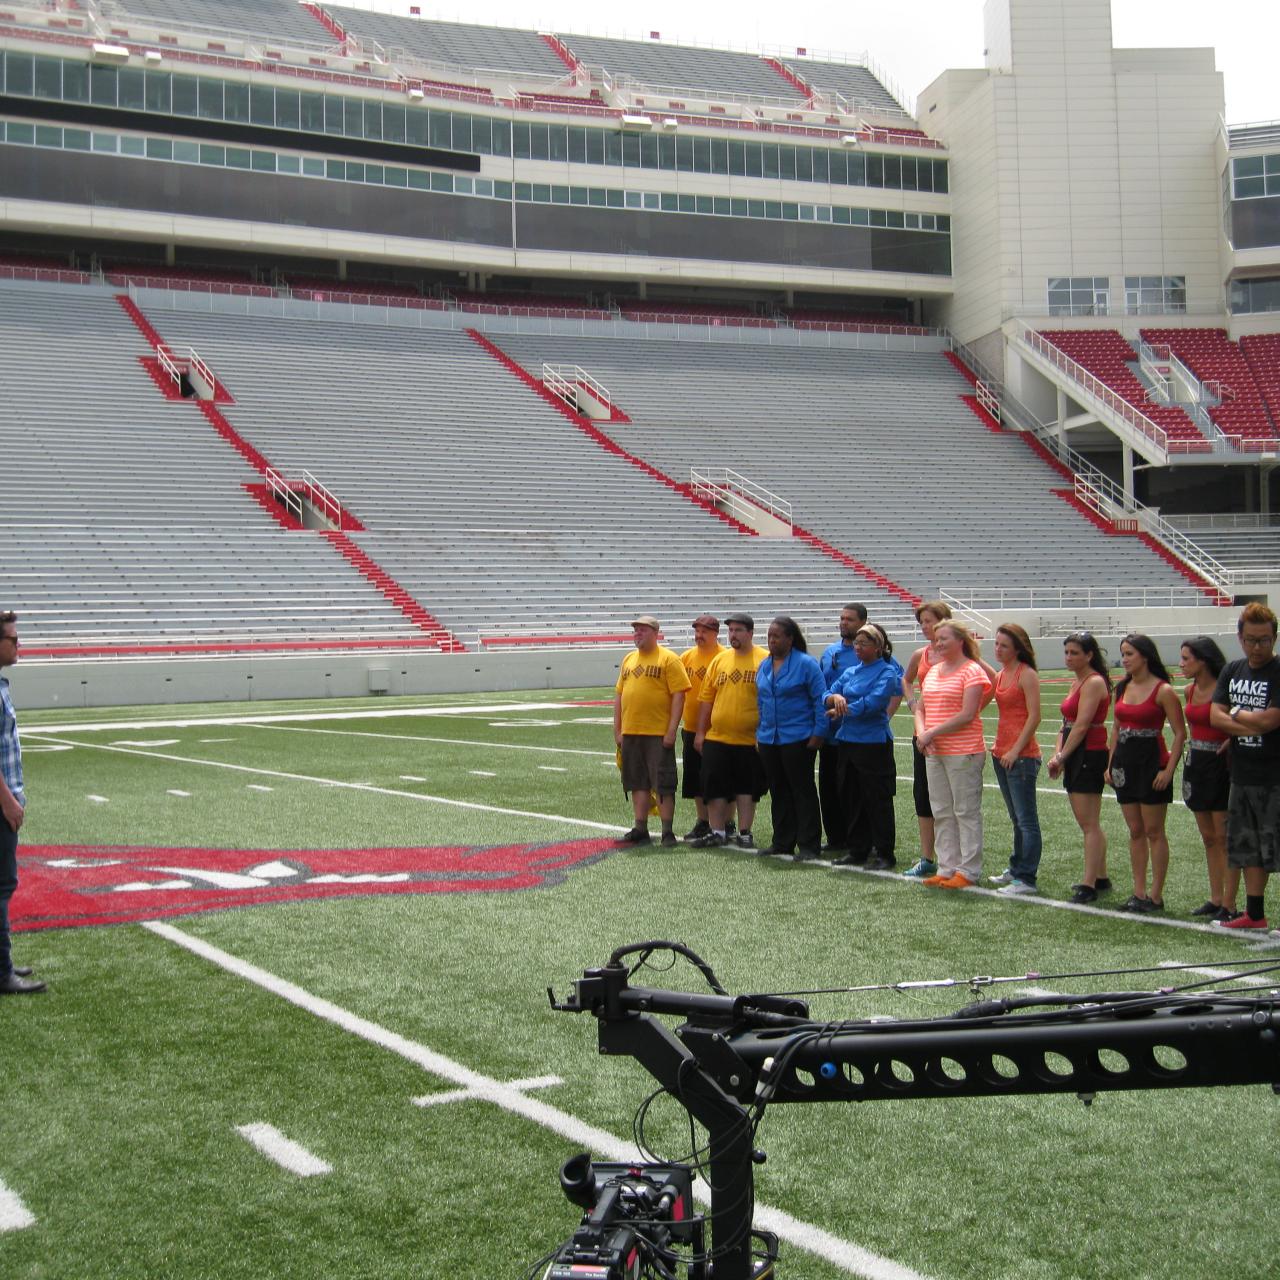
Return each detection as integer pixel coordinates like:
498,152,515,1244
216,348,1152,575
1215,913,1269,930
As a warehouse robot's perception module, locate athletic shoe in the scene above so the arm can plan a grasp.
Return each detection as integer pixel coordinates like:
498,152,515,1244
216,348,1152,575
618,827,652,845
683,820,711,841
922,873,951,887
660,831,679,848
734,832,755,851
689,832,726,849
988,869,1014,886
1215,907,1241,923
724,819,737,839
997,879,1038,896
937,873,975,890
1117,895,1152,913
1095,878,1113,892
1069,885,1098,904
1215,913,1270,930
1190,901,1221,917
903,859,938,880
820,843,848,856
1133,897,1164,913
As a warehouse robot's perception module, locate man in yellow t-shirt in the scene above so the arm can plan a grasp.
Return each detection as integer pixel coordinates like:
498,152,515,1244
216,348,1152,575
679,614,725,842
693,613,769,849
613,615,691,847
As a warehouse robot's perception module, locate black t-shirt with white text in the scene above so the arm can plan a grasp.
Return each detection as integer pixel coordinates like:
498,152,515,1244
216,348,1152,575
1214,656,1280,787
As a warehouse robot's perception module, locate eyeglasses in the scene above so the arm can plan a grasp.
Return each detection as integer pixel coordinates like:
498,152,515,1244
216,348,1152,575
1241,634,1274,647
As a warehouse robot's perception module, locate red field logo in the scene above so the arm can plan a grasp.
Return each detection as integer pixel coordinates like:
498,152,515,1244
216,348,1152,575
14,839,615,930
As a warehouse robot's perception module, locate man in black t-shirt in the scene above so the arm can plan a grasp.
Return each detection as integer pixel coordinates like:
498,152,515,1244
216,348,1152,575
1211,602,1280,931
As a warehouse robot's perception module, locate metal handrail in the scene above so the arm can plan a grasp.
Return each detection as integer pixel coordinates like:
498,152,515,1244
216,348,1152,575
936,585,1230,611
690,467,792,527
542,364,614,411
264,467,304,523
301,470,343,526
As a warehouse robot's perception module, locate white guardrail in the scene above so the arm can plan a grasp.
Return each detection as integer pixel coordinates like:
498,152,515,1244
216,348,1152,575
689,467,792,528
542,364,614,413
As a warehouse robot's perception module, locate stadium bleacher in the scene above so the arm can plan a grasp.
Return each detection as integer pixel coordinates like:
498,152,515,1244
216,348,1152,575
487,330,1205,603
779,57,905,114
115,0,328,45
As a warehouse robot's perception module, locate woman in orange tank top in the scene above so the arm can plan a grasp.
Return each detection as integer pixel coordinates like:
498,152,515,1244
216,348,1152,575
988,624,1042,894
900,600,951,880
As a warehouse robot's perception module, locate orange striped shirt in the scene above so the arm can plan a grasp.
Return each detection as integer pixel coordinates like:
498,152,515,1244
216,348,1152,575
922,660,991,755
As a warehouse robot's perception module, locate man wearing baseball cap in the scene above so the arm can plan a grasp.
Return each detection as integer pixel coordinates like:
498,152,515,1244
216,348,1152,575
613,615,691,846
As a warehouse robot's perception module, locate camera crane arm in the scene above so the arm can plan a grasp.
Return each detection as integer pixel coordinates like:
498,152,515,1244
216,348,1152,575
551,957,1280,1280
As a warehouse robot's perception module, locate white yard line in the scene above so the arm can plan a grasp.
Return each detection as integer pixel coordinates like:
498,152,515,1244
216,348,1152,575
251,722,614,758
25,701,589,735
29,737,626,835
411,1074,563,1107
145,921,930,1280
234,1123,332,1177
0,1177,35,1232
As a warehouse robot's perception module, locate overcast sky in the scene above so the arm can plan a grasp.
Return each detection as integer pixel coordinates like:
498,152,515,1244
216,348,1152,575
334,0,1275,124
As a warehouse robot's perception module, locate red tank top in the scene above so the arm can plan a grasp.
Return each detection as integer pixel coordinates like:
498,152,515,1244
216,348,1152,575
1060,679,1110,751
1185,685,1228,745
1114,681,1170,765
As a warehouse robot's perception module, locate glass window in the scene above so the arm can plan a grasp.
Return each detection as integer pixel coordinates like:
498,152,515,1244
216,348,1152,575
250,83,274,127
693,136,711,173
833,205,849,224
224,81,250,123
252,150,275,172
933,161,948,194
730,196,747,217
323,94,344,135
1047,276,1110,316
33,56,61,100
569,186,587,205
567,126,586,163
170,74,197,116
530,124,549,160
277,154,300,174
1236,176,1266,199
625,190,642,208
430,110,452,148
276,89,300,130
606,187,623,207
748,198,765,218
794,148,811,182
640,133,658,168
1230,276,1280,314
798,204,814,220
363,101,382,140
695,194,712,213
475,177,492,196
61,126,87,149
828,150,847,185
658,192,676,212
514,181,532,200
816,205,831,222
762,145,779,179
675,135,693,171
299,92,323,132
512,121,530,159
640,191,658,210
1123,274,1186,315
5,53,34,97
1235,156,1265,178
118,67,145,111
65,61,90,103
493,178,511,199
603,130,621,166
491,119,510,156
382,103,405,143
865,155,882,187
364,163,382,183
430,171,451,191
302,156,324,176
35,124,61,147
588,187,606,206
765,200,782,219
92,132,114,153
197,77,223,120
725,140,744,176
811,149,827,183
782,202,799,220
847,153,865,186
710,138,728,174
657,135,676,170
549,124,568,162
778,146,795,181
678,193,695,212
225,146,251,169
146,137,173,160
472,116,491,153
621,132,640,166
883,155,901,188
91,64,118,108
900,157,918,191
851,207,868,225
406,106,429,146
713,195,730,215
199,143,225,166
345,98,364,138
121,134,145,156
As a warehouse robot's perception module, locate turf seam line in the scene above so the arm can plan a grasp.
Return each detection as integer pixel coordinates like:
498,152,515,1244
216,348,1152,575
234,1123,332,1177
144,922,930,1280
29,737,627,834
0,1177,35,1232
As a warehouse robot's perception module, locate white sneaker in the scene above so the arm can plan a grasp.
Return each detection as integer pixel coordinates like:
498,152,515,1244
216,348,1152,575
997,879,1038,896
988,869,1014,886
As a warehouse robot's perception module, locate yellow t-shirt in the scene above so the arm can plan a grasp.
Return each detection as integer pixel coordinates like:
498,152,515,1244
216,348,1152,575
616,646,692,736
700,645,769,746
680,642,724,731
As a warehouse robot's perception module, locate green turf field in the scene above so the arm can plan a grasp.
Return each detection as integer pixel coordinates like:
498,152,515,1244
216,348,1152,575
2,682,1277,1280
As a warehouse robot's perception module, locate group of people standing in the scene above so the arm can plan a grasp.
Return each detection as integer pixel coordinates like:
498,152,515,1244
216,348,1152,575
612,600,1280,928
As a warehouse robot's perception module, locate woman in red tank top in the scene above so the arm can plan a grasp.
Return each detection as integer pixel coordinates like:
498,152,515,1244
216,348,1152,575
1106,634,1186,913
1047,632,1112,903
1179,635,1237,921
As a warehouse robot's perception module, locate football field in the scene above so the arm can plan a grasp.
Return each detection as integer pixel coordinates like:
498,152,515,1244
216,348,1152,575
2,684,1277,1280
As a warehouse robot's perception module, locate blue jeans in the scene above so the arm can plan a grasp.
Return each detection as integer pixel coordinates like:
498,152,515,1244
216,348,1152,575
0,820,16,977
992,755,1043,885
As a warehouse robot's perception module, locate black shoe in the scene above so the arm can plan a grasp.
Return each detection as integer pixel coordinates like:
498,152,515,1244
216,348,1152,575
1095,877,1113,892
1215,907,1242,923
0,972,46,994
1190,901,1221,917
820,843,847,855
724,820,737,839
683,820,711,841
1118,894,1151,913
660,831,678,848
792,848,821,862
734,832,756,851
864,856,897,872
618,827,652,845
1134,897,1164,913
756,846,788,857
12,966,31,977
689,832,726,848
1069,884,1098,904
831,853,865,867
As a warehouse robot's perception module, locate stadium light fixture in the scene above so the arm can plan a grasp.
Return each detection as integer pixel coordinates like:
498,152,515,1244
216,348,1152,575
662,117,679,130
92,42,131,63
621,114,653,130
840,134,862,147
143,49,163,64
408,87,425,100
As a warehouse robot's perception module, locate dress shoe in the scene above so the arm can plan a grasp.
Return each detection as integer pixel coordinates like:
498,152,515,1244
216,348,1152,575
0,972,46,994
12,966,31,977
864,856,897,872
831,853,865,866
